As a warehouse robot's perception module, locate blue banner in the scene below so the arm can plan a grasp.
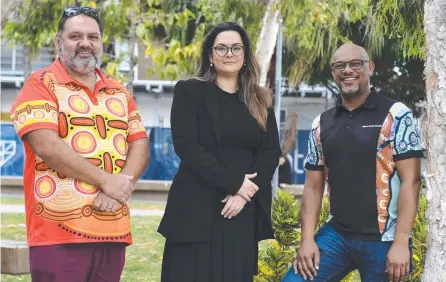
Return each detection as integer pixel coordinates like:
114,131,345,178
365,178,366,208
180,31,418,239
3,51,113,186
142,127,180,180
290,130,310,185
0,123,24,177
0,123,310,184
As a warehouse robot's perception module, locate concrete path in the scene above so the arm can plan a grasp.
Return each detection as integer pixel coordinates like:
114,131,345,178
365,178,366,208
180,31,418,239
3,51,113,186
0,204,164,216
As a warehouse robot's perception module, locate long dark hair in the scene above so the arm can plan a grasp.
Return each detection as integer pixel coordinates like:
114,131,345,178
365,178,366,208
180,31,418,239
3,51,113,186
195,22,272,131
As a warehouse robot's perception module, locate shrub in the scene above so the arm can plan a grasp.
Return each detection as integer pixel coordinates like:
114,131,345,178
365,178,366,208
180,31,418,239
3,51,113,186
255,190,301,282
255,189,428,282
408,193,427,281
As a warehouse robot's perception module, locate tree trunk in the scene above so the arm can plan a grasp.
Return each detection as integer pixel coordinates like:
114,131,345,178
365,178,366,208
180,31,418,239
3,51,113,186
255,0,280,87
127,11,136,95
23,45,32,80
422,0,446,280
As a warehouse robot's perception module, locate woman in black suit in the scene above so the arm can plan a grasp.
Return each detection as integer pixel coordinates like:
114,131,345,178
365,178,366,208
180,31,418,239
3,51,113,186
158,22,281,282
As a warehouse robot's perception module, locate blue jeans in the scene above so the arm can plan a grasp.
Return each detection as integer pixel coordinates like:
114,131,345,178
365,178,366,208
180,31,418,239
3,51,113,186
282,224,412,282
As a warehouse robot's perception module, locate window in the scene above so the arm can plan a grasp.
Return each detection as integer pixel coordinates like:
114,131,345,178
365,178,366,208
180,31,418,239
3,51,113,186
280,109,286,123
304,91,323,98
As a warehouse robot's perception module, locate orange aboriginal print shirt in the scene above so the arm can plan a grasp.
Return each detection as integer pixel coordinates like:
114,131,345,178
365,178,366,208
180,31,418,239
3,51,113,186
10,59,147,247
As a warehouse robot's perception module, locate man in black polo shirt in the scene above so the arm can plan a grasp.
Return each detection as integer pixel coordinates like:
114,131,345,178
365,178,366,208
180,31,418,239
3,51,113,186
282,43,423,282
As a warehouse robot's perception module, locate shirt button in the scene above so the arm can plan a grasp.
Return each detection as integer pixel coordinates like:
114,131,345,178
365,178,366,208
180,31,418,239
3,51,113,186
346,125,351,129
349,114,353,118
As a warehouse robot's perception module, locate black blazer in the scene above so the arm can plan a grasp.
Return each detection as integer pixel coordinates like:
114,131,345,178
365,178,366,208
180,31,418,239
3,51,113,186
157,79,281,243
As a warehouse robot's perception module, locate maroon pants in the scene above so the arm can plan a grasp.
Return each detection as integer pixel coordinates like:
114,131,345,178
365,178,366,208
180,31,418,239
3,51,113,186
29,243,126,282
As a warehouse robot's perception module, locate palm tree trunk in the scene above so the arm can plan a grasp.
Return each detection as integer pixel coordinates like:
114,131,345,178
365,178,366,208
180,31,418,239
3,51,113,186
23,45,32,80
422,0,446,280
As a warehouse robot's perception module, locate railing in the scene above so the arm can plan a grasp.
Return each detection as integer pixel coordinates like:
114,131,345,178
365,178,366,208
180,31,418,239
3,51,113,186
0,42,179,90
1,43,55,74
0,42,331,97
1,42,54,86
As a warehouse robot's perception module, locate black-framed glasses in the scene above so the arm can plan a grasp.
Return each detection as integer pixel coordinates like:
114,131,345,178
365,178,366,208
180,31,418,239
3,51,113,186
212,45,245,57
62,7,100,20
331,59,370,72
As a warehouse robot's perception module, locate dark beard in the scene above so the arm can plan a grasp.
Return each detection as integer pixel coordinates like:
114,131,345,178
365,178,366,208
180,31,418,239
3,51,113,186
339,84,362,102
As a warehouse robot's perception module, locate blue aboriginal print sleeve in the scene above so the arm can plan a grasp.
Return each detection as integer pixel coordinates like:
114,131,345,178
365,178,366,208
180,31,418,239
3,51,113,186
304,114,325,171
389,103,424,161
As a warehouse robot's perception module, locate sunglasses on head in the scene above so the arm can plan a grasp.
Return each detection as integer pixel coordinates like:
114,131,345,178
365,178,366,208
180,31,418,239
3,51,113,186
62,7,99,20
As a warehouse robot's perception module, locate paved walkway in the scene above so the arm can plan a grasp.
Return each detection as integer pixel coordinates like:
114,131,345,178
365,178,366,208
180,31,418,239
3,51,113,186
0,204,164,216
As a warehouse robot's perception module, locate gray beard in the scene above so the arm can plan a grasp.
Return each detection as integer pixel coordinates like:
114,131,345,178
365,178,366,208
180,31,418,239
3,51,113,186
58,44,100,74
340,85,362,101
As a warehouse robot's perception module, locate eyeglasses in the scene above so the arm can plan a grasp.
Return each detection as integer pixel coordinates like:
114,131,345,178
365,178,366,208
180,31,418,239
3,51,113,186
58,7,102,34
331,59,370,72
212,45,245,57
62,7,100,20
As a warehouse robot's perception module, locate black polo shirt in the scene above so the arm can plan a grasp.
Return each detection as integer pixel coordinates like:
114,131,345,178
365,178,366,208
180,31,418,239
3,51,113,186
304,92,423,241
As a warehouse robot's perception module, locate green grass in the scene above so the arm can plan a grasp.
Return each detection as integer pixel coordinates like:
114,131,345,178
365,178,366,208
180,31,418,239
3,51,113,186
1,197,26,205
128,201,165,210
1,213,165,282
121,216,165,282
1,213,28,241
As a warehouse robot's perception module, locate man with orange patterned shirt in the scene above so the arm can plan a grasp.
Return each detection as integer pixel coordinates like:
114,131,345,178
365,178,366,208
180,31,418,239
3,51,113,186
10,7,149,282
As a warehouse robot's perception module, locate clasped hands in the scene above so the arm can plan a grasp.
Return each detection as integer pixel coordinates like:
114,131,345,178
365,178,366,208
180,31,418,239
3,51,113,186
221,173,259,219
92,173,134,212
92,172,258,216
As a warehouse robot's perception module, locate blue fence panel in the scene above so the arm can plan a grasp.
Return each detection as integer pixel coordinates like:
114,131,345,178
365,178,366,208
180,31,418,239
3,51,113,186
0,123,310,184
0,123,25,176
0,123,181,180
141,127,180,180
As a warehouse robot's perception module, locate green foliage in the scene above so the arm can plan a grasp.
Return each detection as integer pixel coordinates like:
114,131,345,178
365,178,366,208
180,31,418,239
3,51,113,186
279,0,369,84
278,0,425,86
136,0,266,80
137,1,201,79
365,0,425,59
1,0,261,81
1,0,72,78
95,1,131,46
272,188,301,248
255,189,301,282
196,0,265,48
408,193,428,282
2,0,70,55
256,189,428,282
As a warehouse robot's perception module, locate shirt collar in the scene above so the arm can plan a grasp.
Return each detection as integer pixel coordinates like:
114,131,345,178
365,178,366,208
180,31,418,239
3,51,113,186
48,58,120,90
334,90,379,116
